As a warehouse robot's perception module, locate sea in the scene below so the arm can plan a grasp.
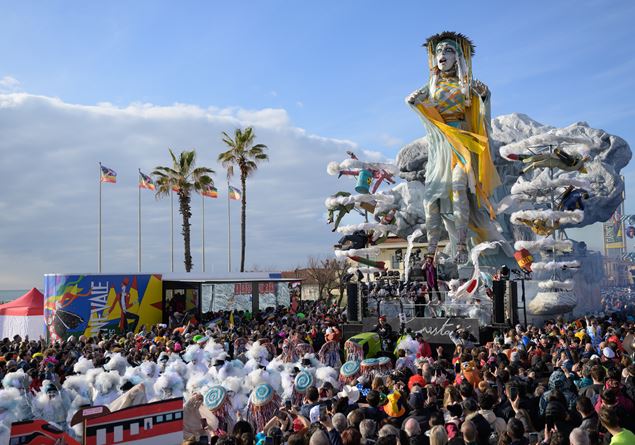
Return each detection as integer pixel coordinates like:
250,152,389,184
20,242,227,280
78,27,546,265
0,290,31,305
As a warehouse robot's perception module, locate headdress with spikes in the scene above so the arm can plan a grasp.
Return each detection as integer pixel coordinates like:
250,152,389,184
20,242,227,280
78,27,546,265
423,31,475,106
424,32,475,58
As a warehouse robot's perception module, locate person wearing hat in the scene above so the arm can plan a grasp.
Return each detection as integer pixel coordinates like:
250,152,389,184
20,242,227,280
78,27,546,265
337,385,361,414
383,391,406,422
602,345,618,364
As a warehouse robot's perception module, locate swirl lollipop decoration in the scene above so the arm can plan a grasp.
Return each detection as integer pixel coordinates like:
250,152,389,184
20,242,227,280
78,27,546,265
339,360,361,384
376,356,393,375
247,383,281,432
204,385,230,431
293,370,314,405
294,371,314,394
361,358,382,380
204,385,228,412
251,383,275,406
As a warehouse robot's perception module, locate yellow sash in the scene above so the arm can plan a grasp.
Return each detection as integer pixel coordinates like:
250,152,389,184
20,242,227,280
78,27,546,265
416,99,501,218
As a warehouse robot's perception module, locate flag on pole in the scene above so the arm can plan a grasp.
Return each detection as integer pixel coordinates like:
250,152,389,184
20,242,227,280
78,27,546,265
139,171,156,191
100,165,117,183
228,185,241,201
172,185,181,193
201,184,218,198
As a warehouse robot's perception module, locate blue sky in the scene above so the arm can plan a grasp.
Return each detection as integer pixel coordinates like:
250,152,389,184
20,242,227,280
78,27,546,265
4,1,634,153
0,1,634,288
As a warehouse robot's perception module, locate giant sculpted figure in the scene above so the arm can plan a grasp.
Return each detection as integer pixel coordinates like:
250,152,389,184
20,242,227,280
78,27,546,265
407,32,502,264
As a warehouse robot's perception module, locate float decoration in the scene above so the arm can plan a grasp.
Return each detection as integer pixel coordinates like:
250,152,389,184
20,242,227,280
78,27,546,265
505,144,588,315
327,151,400,274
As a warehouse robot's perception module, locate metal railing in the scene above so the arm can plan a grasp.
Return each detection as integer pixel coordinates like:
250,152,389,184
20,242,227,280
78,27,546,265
366,294,492,319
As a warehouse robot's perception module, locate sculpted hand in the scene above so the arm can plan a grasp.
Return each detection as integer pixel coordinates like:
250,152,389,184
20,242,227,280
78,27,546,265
472,79,489,97
406,87,427,105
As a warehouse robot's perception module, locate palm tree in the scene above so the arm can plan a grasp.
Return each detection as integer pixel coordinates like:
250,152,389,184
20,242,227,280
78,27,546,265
218,127,269,272
153,149,215,272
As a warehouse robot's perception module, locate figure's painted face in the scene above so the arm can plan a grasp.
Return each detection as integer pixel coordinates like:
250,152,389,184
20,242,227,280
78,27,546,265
436,42,457,72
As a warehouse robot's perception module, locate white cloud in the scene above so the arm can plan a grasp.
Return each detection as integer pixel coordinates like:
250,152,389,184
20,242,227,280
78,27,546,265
0,76,21,92
234,108,290,127
0,92,380,288
296,101,304,108
379,132,403,148
361,149,387,162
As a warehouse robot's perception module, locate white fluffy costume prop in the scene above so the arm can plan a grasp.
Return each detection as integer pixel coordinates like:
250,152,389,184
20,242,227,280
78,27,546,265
73,356,95,375
63,374,94,440
165,358,189,381
92,371,121,407
0,388,19,445
1,369,33,421
104,352,130,377
31,382,71,432
315,366,340,389
122,360,160,401
0,388,19,429
244,341,271,373
185,373,213,401
153,371,185,401
222,376,249,417
183,345,208,376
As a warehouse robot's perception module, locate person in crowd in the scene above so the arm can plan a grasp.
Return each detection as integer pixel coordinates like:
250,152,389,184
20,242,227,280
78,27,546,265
598,406,635,445
1,296,634,445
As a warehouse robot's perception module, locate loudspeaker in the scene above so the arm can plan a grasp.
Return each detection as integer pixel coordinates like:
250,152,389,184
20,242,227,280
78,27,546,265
492,281,506,324
346,283,359,322
492,280,518,326
505,280,518,326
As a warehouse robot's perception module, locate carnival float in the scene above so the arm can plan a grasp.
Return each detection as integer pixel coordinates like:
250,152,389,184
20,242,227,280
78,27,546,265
325,31,632,322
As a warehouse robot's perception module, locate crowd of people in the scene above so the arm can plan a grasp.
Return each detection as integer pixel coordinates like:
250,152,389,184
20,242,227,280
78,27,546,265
0,299,633,445
601,288,635,315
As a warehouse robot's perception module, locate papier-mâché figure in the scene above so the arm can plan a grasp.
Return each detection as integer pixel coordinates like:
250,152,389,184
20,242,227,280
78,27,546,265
407,31,502,264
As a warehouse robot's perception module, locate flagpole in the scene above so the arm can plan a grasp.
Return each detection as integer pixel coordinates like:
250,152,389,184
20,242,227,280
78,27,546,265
170,190,175,273
227,179,231,273
98,162,102,273
138,169,141,273
202,192,206,272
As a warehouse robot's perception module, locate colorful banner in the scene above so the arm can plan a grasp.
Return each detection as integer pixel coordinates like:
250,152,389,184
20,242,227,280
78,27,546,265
604,202,626,251
44,274,163,341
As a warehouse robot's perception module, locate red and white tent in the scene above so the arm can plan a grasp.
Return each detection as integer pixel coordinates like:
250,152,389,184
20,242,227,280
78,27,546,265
0,288,45,339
